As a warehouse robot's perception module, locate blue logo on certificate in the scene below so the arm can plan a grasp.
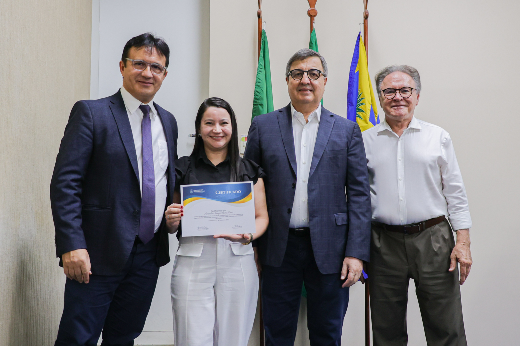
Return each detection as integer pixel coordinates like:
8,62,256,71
180,182,255,237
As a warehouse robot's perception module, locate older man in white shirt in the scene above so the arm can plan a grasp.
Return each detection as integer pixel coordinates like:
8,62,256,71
362,65,472,346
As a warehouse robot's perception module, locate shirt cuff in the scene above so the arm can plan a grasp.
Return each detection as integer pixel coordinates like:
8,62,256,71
448,211,472,231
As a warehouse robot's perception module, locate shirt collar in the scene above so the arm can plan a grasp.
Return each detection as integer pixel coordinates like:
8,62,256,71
196,145,230,167
120,86,157,119
408,116,421,130
290,103,322,125
378,115,421,134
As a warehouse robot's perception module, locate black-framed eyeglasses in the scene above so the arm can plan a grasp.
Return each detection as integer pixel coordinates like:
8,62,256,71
125,58,167,75
287,69,323,81
381,87,415,100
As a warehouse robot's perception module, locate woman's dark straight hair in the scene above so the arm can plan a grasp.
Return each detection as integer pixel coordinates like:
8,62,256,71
192,97,240,181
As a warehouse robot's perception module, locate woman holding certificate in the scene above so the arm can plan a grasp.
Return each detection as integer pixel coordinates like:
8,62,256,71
165,97,268,346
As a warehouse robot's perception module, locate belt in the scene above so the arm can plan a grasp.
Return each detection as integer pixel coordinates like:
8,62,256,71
373,215,446,235
289,227,310,237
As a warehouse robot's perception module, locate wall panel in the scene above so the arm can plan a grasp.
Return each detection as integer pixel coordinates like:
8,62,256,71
0,1,92,345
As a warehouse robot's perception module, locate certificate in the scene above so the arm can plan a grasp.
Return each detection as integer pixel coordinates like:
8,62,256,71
180,181,255,237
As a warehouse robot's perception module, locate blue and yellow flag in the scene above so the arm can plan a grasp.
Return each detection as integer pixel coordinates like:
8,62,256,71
347,33,379,131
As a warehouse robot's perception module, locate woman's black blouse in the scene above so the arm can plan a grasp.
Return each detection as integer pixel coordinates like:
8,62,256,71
175,149,266,190
174,150,265,238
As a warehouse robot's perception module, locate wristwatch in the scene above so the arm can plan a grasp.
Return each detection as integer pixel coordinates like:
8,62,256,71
243,233,254,245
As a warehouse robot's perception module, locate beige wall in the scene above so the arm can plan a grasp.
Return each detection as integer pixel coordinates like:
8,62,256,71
210,0,520,345
0,1,92,345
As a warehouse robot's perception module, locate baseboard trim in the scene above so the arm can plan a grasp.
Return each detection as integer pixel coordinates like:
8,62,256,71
135,331,174,346
98,331,174,346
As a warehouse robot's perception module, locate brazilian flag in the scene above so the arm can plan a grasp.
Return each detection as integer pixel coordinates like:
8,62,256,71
252,29,274,121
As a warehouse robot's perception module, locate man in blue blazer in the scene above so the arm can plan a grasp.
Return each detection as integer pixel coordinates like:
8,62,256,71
50,33,177,346
245,48,371,345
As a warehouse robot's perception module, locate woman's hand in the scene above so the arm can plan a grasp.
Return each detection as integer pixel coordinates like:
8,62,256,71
165,203,183,233
213,233,252,244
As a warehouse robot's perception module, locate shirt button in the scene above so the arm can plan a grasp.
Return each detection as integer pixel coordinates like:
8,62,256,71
303,143,307,147
303,218,306,222
302,161,306,164
399,178,402,181
398,158,402,161
303,179,307,183
400,198,403,201
302,198,306,202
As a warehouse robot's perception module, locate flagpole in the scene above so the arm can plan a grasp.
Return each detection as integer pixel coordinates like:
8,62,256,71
363,2,371,344
257,0,263,60
363,0,369,61
307,0,317,34
365,277,370,346
256,3,265,343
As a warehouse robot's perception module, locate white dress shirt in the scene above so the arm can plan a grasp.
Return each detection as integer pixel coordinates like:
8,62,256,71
289,104,321,228
362,116,471,231
120,87,169,232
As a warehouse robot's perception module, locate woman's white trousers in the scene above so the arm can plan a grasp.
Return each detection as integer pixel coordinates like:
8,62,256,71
171,236,259,346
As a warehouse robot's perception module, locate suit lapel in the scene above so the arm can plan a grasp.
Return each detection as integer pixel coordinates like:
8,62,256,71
309,107,335,178
110,91,139,181
277,105,297,176
155,103,175,199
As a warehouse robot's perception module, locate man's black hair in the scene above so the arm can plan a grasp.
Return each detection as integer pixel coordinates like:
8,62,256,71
122,33,170,67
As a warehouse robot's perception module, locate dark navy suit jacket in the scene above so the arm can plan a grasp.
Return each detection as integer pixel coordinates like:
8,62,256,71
244,105,371,274
50,91,178,275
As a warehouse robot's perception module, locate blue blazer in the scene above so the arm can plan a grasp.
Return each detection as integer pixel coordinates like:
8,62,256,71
244,105,371,274
50,91,178,275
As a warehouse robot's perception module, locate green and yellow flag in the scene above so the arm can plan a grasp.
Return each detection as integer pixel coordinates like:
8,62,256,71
302,27,321,298
252,29,274,121
309,28,323,105
309,28,319,52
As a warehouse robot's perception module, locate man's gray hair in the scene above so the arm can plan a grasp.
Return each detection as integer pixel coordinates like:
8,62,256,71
286,48,328,77
374,65,421,95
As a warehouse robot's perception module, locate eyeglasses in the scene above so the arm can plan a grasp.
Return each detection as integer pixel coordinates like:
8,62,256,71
381,87,415,100
287,69,323,81
125,58,167,75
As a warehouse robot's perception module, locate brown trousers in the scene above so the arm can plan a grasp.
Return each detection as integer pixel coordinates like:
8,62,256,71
369,220,467,346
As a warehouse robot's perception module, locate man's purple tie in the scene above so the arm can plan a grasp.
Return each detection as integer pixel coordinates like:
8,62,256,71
139,104,155,244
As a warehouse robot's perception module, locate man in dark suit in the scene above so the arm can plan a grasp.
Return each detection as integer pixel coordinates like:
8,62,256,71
50,33,177,346
244,48,371,345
